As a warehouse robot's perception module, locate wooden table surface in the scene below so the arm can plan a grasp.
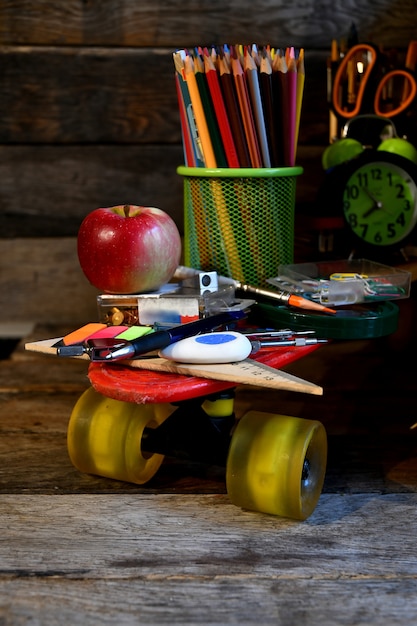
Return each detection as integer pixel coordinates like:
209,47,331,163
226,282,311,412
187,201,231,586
1,304,417,625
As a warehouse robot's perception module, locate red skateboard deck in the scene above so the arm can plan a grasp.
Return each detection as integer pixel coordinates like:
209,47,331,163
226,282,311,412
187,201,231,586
87,343,321,404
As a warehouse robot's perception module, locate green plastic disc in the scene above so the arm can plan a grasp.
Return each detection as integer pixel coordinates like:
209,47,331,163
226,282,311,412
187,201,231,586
253,301,399,340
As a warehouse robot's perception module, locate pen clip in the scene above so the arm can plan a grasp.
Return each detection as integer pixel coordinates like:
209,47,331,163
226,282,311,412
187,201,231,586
86,338,130,361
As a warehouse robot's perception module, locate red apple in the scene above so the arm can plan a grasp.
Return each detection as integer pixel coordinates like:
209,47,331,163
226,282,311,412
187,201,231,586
77,204,182,294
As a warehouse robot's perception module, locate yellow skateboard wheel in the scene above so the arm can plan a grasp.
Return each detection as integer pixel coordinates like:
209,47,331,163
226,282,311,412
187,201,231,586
67,387,174,484
226,411,327,520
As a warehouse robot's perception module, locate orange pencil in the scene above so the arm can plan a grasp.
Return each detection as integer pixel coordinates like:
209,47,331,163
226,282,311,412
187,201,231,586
194,50,227,167
173,51,205,167
286,294,336,314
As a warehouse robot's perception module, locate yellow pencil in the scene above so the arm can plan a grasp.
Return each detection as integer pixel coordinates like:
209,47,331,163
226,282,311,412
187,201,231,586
294,48,305,162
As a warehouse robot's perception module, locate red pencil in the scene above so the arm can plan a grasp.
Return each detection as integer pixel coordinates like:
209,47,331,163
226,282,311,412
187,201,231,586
203,47,240,168
218,52,251,168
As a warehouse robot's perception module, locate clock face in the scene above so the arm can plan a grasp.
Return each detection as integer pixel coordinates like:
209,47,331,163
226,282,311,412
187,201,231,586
343,160,417,246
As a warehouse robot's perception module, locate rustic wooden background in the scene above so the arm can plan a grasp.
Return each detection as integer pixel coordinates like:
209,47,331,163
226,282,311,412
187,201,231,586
1,0,416,325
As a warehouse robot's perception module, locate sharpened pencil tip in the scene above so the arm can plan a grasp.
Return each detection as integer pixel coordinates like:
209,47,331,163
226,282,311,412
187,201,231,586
288,295,337,315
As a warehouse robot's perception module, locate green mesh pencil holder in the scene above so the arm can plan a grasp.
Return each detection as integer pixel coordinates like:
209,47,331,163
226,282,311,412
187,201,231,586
177,166,303,287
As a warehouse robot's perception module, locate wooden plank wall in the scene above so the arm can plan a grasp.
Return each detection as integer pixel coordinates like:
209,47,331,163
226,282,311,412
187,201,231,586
1,0,416,324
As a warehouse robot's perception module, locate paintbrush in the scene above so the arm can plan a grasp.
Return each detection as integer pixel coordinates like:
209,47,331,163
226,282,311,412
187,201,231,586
174,266,336,315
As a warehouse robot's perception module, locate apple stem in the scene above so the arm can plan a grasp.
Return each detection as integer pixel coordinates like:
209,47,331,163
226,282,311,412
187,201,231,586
123,205,130,217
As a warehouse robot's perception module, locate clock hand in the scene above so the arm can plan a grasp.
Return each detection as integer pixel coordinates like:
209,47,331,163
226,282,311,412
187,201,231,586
363,188,383,209
362,204,379,218
362,188,383,218
361,188,395,218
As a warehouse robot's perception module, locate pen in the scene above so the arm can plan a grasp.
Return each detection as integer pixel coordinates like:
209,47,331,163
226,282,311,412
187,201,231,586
100,309,246,362
250,337,328,352
158,331,327,364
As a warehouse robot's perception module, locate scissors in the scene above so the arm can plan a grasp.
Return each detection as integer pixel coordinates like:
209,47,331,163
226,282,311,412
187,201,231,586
332,42,417,121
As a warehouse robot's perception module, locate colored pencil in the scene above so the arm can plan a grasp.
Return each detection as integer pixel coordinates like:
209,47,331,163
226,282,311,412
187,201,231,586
230,47,262,168
175,72,195,166
259,52,282,166
285,47,298,167
184,53,217,168
173,44,306,168
173,51,205,167
272,50,294,167
244,47,271,167
294,48,305,162
193,50,228,167
218,52,251,168
203,48,240,167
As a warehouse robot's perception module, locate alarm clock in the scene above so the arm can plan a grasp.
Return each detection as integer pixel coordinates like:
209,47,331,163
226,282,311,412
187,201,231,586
317,117,417,258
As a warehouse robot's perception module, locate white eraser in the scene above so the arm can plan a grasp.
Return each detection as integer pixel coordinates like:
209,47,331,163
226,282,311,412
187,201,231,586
159,331,252,364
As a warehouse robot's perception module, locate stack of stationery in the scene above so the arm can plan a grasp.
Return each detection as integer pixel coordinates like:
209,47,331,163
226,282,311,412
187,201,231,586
173,45,305,168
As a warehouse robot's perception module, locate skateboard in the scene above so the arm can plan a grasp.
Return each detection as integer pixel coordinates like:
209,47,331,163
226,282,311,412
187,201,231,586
47,337,327,522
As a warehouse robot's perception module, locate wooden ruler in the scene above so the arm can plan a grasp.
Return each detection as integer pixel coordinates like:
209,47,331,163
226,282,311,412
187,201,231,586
25,338,323,396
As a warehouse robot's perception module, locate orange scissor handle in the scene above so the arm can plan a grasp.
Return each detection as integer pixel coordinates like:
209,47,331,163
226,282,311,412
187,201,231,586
374,69,417,117
332,43,378,119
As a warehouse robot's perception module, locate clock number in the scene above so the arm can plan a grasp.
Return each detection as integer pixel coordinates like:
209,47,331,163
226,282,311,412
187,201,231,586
357,172,368,187
359,224,369,239
346,213,358,228
345,183,359,201
383,214,406,241
396,182,405,197
366,168,382,182
343,160,417,247
347,212,369,239
345,167,384,200
394,183,411,212
395,213,406,228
